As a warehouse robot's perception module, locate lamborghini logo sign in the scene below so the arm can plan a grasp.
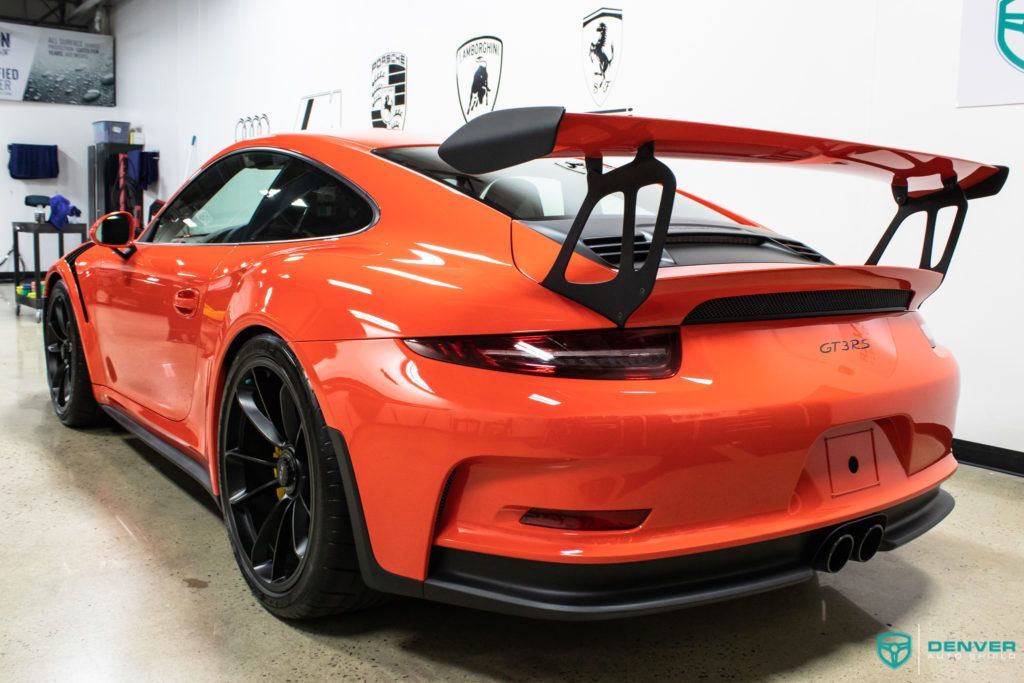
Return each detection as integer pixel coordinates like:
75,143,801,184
456,36,503,122
997,0,1024,72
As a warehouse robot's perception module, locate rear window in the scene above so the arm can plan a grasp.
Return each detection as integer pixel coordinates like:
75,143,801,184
376,145,830,268
375,145,739,226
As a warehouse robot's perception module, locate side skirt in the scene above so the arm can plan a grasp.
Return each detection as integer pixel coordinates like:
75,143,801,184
101,404,215,498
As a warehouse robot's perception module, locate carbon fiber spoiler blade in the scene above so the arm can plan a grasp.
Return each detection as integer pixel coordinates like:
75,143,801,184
439,107,1008,325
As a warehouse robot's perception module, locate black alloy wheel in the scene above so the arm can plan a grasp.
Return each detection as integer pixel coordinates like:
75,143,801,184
218,334,381,618
43,281,102,427
44,292,75,413
222,359,313,590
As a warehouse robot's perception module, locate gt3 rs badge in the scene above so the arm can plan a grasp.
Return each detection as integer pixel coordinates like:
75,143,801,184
456,36,502,121
820,339,871,353
582,8,623,106
371,52,407,130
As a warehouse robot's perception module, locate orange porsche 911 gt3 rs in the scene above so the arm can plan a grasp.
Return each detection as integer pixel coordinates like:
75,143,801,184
43,107,1007,620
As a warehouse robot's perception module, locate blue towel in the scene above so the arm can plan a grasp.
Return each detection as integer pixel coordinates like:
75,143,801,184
48,194,81,229
7,143,59,179
126,150,160,188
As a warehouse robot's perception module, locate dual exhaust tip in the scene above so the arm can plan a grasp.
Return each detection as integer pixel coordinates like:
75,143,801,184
813,521,885,573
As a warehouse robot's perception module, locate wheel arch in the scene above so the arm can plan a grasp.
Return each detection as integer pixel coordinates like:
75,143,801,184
205,323,281,495
43,263,107,388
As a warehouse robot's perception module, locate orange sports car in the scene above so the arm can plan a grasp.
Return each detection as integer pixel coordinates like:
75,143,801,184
44,107,1007,619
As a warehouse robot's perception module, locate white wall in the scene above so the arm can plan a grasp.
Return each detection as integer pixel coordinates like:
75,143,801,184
107,0,1022,451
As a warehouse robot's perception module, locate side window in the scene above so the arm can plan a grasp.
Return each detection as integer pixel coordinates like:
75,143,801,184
150,152,288,243
149,153,374,244
238,158,375,242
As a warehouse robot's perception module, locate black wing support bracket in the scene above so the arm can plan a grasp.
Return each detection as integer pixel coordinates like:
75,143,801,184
867,166,1008,276
541,142,676,327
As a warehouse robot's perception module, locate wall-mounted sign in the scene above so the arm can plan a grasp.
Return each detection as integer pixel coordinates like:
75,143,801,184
958,0,1024,107
371,52,407,129
0,21,114,106
456,36,502,121
582,8,622,106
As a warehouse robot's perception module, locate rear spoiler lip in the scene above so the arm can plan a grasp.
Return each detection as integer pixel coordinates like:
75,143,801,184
438,106,1008,200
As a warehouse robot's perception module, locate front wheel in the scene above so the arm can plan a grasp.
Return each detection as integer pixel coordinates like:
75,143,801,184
218,334,382,619
44,281,103,427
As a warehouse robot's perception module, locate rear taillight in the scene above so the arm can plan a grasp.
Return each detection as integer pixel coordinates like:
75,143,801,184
403,327,680,379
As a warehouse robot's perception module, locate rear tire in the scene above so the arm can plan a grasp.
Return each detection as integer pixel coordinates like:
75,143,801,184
218,333,383,619
44,281,103,427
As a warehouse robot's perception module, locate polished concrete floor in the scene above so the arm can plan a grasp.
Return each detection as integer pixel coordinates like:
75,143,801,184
1,291,1022,682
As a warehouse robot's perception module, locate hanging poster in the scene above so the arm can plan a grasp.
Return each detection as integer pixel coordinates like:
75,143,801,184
0,21,115,106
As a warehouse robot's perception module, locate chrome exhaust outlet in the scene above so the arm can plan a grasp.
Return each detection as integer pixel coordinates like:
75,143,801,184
853,523,885,562
813,533,856,573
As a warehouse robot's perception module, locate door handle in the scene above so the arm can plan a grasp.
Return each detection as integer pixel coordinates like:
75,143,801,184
173,288,200,317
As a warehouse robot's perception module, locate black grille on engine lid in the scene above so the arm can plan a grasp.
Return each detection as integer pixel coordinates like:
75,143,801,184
683,289,914,325
581,232,829,266
582,234,652,266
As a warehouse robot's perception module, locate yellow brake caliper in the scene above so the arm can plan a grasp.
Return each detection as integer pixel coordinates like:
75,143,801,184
272,446,285,500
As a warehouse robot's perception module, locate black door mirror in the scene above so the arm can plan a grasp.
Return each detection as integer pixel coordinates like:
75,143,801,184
90,211,137,249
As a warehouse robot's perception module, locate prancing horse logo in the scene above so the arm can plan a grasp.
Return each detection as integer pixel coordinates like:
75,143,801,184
582,8,623,106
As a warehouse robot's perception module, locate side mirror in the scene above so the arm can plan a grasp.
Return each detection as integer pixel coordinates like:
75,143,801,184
90,211,137,250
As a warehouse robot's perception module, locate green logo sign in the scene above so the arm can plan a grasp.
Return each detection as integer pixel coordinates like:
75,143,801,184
997,0,1024,71
877,631,912,670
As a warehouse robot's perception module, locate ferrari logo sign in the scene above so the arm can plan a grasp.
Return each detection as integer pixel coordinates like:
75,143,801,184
456,35,502,121
582,8,623,106
371,52,407,129
997,0,1024,71
876,632,912,670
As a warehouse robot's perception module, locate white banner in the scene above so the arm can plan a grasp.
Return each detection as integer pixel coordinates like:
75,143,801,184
0,21,114,106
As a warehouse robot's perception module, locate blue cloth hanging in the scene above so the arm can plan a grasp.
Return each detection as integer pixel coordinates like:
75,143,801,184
126,149,160,188
7,143,59,179
48,194,81,229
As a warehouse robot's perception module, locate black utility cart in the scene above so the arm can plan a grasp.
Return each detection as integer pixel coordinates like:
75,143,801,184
10,221,87,320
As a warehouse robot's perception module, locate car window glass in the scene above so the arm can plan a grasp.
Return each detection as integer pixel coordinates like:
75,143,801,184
149,153,374,244
376,146,737,226
150,152,288,243
238,159,374,242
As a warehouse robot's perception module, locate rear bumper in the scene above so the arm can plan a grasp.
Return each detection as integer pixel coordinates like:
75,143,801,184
297,312,959,581
422,488,954,620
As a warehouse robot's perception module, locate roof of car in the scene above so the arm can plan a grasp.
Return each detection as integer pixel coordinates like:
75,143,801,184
231,130,439,154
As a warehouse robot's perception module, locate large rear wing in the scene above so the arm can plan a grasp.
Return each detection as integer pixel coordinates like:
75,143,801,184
438,107,1008,326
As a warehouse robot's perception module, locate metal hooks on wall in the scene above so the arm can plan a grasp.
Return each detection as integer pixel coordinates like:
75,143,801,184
234,113,271,141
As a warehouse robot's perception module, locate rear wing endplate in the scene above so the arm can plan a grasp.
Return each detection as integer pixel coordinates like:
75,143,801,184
438,107,1008,326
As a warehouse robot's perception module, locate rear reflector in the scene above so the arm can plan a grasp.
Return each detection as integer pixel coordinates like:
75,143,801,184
520,508,651,531
403,327,680,380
